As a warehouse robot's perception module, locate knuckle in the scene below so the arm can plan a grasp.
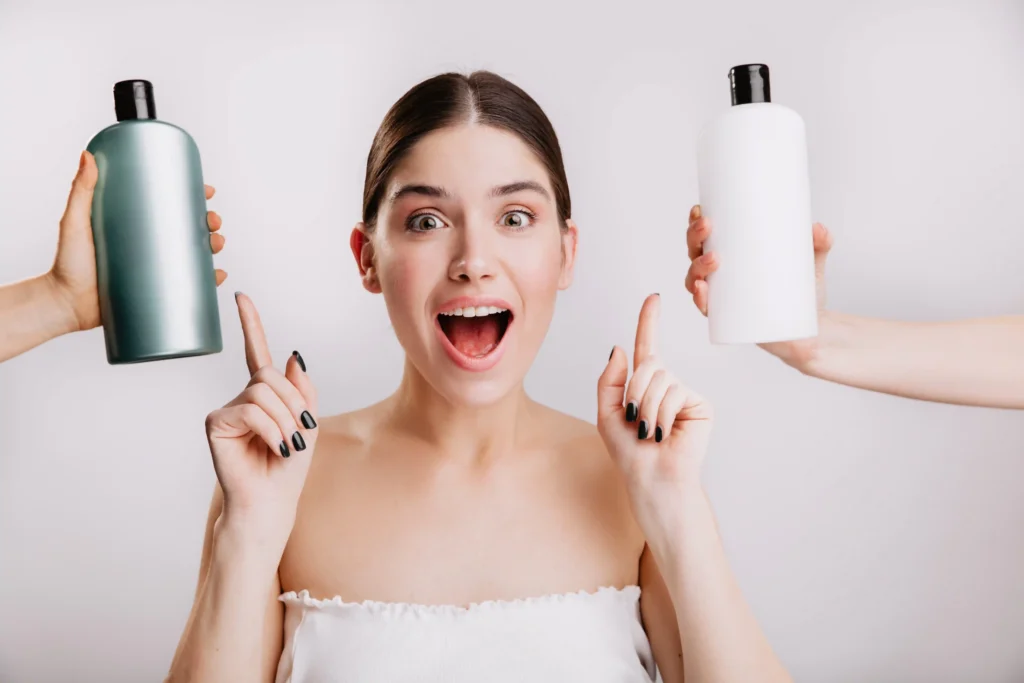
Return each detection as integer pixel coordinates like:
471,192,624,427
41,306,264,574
255,382,280,403
626,382,647,405
239,403,259,419
241,384,262,403
636,358,657,374
626,369,646,390
251,366,278,385
666,387,683,407
238,403,262,426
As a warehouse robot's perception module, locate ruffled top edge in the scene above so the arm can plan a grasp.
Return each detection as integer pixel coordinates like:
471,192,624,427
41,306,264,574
279,584,642,617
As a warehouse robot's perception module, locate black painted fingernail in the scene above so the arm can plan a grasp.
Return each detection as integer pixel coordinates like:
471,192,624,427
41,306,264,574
293,350,306,372
626,402,638,422
300,410,317,430
292,432,306,451
655,425,663,443
280,441,290,458
638,420,649,440
609,347,614,360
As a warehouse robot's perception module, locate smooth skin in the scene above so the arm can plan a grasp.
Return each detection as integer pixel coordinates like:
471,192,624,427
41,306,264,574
0,150,228,363
685,205,1024,410
166,125,790,683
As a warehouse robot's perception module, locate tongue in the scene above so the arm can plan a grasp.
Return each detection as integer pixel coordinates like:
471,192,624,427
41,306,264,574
446,315,500,358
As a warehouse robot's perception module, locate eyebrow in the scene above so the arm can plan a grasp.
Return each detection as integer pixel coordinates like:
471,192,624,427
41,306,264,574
389,184,453,204
489,181,551,201
388,180,552,205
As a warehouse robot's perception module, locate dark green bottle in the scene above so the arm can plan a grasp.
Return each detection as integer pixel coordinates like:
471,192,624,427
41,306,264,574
86,80,222,364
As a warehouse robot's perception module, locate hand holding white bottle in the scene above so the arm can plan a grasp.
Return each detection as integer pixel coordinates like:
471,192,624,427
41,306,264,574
695,63,818,345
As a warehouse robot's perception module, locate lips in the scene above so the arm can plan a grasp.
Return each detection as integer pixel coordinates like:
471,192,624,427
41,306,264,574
434,298,515,372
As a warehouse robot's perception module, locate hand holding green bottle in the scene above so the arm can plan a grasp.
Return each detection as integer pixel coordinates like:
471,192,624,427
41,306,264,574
47,150,228,335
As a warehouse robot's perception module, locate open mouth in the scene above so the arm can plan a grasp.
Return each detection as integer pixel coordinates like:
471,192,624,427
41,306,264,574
437,306,513,359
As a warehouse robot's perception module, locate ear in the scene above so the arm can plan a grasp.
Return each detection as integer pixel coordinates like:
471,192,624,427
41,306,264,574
349,222,382,294
557,219,579,290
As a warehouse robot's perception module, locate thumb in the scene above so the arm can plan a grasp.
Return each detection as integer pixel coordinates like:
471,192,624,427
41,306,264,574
60,151,98,237
812,223,832,309
597,346,628,423
812,222,832,276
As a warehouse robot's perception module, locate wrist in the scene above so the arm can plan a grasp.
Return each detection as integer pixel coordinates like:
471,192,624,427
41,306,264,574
213,510,290,575
796,308,861,377
642,486,715,566
771,309,837,374
39,271,81,337
632,479,707,550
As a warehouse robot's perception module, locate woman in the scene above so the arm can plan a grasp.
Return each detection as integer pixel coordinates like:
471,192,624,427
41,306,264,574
166,72,792,683
0,151,228,363
684,213,1024,409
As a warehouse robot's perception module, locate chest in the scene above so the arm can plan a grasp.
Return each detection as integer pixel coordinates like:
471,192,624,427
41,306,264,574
278,447,642,606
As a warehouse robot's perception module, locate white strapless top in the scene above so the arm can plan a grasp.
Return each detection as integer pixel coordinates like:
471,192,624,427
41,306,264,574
275,585,662,683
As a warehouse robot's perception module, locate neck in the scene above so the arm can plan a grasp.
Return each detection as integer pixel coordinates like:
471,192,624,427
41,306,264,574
385,355,534,462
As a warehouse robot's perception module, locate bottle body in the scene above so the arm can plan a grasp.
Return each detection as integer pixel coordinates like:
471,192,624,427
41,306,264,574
696,102,818,344
86,120,222,364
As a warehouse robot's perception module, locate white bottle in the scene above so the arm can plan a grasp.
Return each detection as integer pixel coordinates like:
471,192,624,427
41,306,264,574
696,64,818,345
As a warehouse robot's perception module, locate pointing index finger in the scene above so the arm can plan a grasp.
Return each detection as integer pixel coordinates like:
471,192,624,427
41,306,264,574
235,292,273,377
633,293,661,371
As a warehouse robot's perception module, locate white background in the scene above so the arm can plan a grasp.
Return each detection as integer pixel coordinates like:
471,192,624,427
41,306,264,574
2,1,1023,681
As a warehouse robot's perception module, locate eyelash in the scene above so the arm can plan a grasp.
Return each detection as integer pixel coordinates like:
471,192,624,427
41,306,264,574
406,212,446,233
501,208,536,231
405,208,538,233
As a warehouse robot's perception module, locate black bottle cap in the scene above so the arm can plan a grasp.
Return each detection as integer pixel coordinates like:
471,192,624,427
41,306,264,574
113,80,157,121
729,64,771,105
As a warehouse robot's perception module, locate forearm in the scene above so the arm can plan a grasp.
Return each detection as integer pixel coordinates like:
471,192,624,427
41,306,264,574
0,274,77,363
166,523,279,683
645,486,791,683
796,311,1024,409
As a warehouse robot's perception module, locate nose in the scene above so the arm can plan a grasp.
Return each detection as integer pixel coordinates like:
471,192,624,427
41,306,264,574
447,222,497,283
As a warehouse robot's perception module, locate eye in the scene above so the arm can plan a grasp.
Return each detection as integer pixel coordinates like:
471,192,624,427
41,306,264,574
500,210,535,230
408,213,445,232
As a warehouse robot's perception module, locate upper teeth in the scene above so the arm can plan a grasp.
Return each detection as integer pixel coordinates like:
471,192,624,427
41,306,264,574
440,306,507,317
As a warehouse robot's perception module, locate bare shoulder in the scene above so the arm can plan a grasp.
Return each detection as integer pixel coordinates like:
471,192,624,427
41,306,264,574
528,401,609,460
309,402,389,454
528,403,630,508
530,401,647,569
296,403,388,500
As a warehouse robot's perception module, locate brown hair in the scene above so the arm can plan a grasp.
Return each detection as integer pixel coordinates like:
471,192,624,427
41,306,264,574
361,71,571,231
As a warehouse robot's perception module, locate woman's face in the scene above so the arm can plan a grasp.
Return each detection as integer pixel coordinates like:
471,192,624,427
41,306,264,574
351,124,578,407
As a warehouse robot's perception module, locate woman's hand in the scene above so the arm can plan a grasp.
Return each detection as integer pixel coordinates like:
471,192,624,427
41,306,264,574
596,293,714,534
46,150,228,333
204,293,318,559
684,204,834,368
